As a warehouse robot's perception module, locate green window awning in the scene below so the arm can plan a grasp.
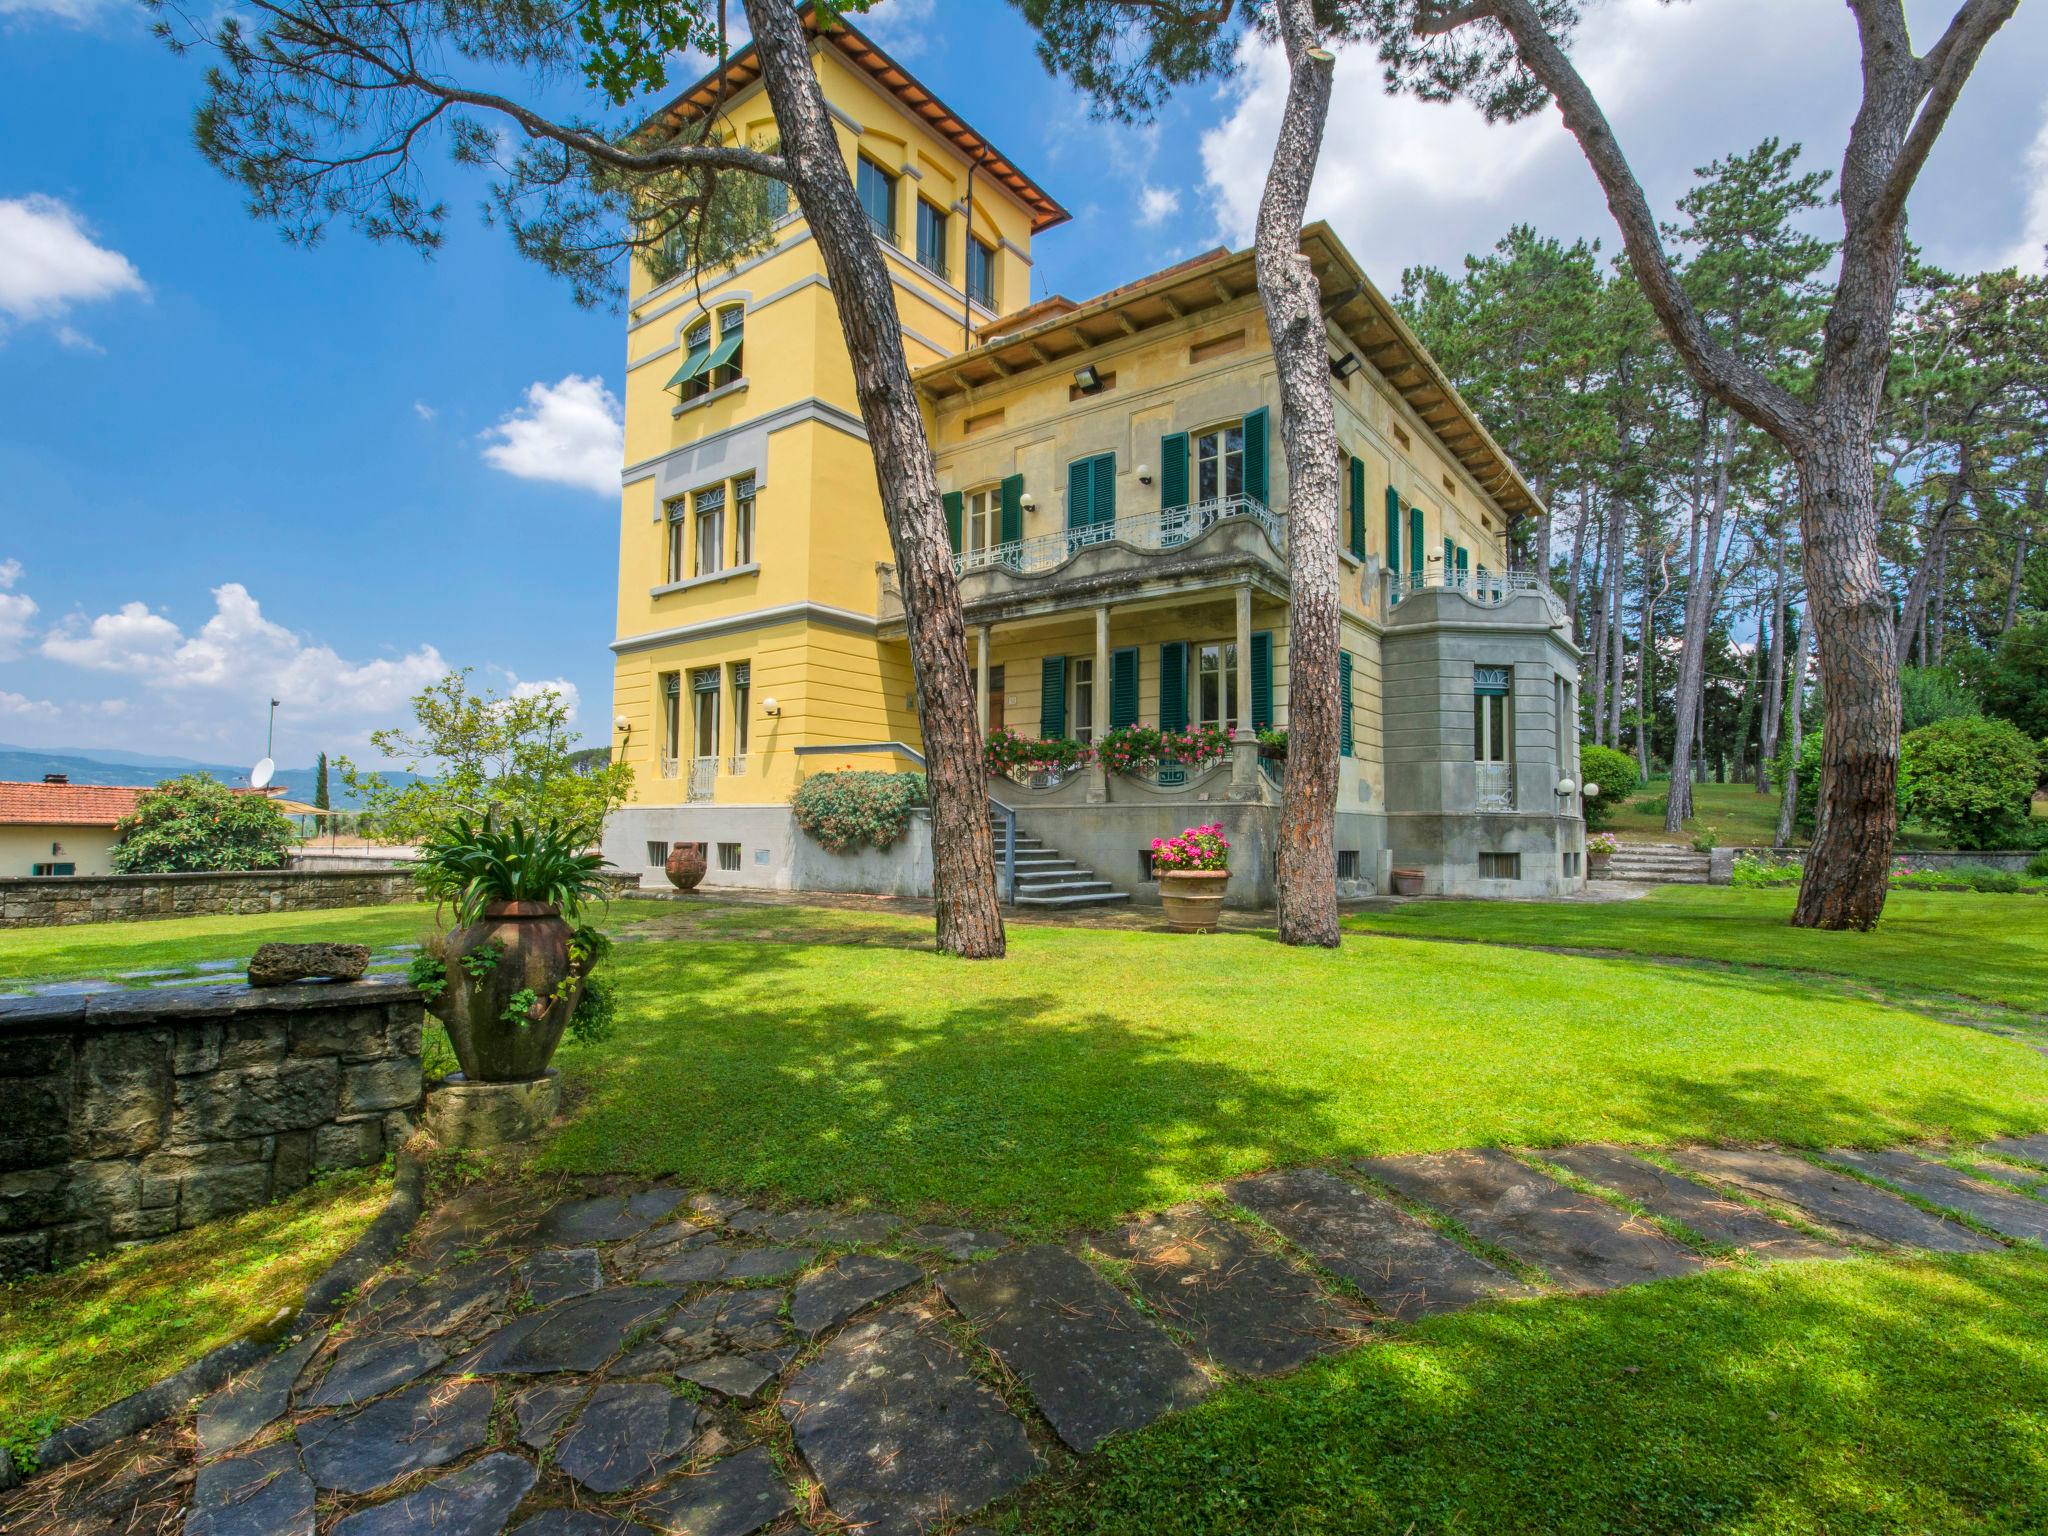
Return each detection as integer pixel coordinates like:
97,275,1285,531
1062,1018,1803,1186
702,331,743,373
666,343,711,390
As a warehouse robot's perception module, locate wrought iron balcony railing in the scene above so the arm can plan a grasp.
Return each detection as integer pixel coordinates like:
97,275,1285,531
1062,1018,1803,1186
1475,762,1516,811
687,758,718,801
954,494,1283,580
1390,567,1568,626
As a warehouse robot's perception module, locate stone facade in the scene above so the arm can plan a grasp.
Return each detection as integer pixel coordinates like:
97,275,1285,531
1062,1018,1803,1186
0,976,423,1275
0,869,419,930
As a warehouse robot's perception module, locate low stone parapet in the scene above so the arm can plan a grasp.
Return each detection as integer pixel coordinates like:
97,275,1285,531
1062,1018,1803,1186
0,975,424,1275
0,869,419,929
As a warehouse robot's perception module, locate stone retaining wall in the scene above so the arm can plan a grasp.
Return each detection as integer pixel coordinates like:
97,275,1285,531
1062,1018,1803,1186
0,869,420,929
0,976,423,1276
1710,846,2042,883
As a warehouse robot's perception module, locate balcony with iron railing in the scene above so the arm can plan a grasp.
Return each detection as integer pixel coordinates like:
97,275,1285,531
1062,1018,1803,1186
687,758,718,801
1387,566,1572,633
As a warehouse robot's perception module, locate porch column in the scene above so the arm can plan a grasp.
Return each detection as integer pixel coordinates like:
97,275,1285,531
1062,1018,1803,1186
1089,604,1111,804
1232,583,1260,796
976,624,991,734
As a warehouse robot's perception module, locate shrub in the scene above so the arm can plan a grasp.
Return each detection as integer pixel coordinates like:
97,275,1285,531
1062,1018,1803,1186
1097,725,1165,776
413,813,609,924
1256,727,1288,758
1888,862,2027,894
1899,665,1981,732
2030,851,2048,880
111,775,296,873
1898,715,2043,849
790,771,925,852
1158,725,1234,767
1731,852,1801,887
985,729,1091,780
1576,745,1639,832
1151,823,1230,873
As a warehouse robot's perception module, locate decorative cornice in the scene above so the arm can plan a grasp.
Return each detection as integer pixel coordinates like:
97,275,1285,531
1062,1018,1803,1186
611,601,880,655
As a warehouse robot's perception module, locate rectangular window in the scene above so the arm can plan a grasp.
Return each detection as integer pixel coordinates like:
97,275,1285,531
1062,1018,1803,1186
691,668,720,764
733,475,756,566
678,317,713,401
1194,422,1245,503
646,841,669,867
1336,850,1360,880
965,485,999,561
665,498,688,583
707,305,744,389
718,842,742,872
1071,657,1095,743
660,672,682,776
1188,329,1246,365
1479,851,1522,880
1554,676,1571,772
1562,850,1582,878
693,484,726,578
857,158,898,244
1474,666,1511,762
730,661,751,771
986,664,1005,735
31,862,76,877
1197,642,1239,730
966,235,996,307
915,199,948,278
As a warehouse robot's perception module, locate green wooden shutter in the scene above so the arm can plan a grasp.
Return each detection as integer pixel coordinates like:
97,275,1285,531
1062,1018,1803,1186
943,490,963,555
1410,505,1425,577
1348,455,1366,559
999,474,1023,546
1243,407,1269,503
1158,642,1188,732
1092,453,1117,528
1250,630,1273,731
1040,655,1067,738
1338,651,1354,757
1455,546,1469,576
1444,536,1454,577
1110,647,1139,729
1066,459,1092,531
1384,485,1401,573
1161,433,1189,511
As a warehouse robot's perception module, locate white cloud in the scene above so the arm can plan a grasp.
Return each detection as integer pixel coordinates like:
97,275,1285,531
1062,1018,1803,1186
413,399,437,422
480,375,623,496
1137,185,1182,227
0,196,146,336
0,558,34,660
42,583,448,726
0,690,56,717
511,677,581,722
861,0,934,58
2006,101,2048,273
0,0,120,21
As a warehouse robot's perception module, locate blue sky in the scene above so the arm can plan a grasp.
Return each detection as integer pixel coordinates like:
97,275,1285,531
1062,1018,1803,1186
2,0,2043,769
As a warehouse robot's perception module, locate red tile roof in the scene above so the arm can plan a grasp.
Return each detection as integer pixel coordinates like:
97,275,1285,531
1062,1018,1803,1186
0,781,281,827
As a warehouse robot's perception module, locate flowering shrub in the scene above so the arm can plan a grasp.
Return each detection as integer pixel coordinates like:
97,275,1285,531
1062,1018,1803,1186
1152,823,1230,873
1097,725,1164,776
1730,851,1801,887
984,728,1091,780
1586,832,1618,858
1158,725,1233,767
791,771,925,852
1256,727,1288,758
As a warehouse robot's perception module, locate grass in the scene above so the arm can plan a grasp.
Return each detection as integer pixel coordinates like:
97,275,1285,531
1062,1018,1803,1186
1345,886,2048,1013
540,914,2048,1234
1600,778,1788,847
996,1247,2048,1535
0,1168,389,1454
0,903,439,986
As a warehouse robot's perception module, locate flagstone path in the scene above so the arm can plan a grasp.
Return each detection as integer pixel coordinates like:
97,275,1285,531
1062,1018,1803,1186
6,1137,2044,1536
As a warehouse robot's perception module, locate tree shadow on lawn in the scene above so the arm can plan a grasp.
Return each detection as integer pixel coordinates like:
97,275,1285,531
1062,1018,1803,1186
546,934,2048,1235
1006,1247,2048,1535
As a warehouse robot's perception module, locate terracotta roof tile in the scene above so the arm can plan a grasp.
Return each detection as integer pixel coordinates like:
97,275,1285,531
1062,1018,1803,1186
0,781,280,827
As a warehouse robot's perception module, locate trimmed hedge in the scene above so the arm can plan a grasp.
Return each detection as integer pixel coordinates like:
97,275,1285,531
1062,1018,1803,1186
790,771,926,853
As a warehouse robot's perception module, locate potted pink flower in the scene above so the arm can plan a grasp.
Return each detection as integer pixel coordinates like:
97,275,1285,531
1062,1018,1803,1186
1151,823,1230,932
1586,832,1618,879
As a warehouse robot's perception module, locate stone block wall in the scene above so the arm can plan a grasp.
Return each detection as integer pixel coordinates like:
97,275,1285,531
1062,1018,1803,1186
0,976,423,1276
0,869,420,929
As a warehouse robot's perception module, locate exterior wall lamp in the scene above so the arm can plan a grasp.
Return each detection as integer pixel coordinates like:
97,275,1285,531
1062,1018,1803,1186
762,698,782,717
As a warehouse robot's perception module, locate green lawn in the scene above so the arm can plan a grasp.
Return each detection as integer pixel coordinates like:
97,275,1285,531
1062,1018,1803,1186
1345,887,2048,1013
0,903,440,986
999,1248,2048,1535
541,915,2048,1234
0,1168,388,1461
1601,777,1788,847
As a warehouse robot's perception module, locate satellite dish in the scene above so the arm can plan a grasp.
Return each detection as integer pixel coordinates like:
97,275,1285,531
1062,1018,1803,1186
250,757,276,790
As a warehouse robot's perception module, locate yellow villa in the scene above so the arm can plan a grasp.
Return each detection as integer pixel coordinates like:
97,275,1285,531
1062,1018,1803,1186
601,13,1587,907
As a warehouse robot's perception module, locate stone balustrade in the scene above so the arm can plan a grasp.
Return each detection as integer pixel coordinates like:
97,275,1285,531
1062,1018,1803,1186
0,869,421,930
0,976,424,1276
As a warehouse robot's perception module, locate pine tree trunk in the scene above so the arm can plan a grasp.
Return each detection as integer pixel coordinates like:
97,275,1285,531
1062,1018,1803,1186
1664,415,1731,831
1255,2,1341,948
1635,541,1658,783
2006,521,2031,632
1756,531,1787,792
1790,433,1899,929
744,0,1002,958
1605,498,1629,746
1731,595,1762,786
1775,617,1813,849
1585,501,1610,746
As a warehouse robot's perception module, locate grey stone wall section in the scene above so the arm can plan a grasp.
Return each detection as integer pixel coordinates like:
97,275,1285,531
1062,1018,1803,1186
0,869,420,930
0,976,423,1275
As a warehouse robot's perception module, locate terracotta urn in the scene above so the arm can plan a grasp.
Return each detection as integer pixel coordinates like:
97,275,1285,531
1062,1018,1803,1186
665,842,708,891
431,901,588,1083
1158,869,1230,932
1390,867,1425,897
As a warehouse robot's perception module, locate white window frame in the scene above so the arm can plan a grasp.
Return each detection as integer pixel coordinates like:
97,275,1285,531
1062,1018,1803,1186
660,672,682,777
1071,656,1095,744
733,475,756,566
1196,641,1239,730
693,483,726,578
1194,421,1246,504
680,318,713,401
729,661,751,774
964,484,1001,561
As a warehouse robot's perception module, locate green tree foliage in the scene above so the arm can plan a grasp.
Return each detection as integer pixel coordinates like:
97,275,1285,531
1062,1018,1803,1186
1898,715,2044,849
313,752,330,812
339,671,632,845
111,775,296,873
1898,666,1980,733
1576,744,1638,833
1983,617,2048,740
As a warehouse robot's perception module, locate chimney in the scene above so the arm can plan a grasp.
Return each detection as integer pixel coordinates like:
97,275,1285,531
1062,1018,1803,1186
42,773,68,785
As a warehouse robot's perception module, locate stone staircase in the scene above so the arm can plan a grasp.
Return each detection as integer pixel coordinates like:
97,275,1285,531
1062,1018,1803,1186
989,817,1130,910
1605,840,1714,884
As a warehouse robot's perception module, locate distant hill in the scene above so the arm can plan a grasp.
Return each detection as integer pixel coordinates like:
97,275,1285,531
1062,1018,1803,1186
0,744,421,809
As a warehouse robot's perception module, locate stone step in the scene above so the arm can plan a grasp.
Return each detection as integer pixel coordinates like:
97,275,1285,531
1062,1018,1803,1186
1225,1167,1532,1321
938,1245,1210,1454
1014,890,1131,909
1092,1209,1361,1378
1356,1148,1704,1292
1015,880,1119,900
1540,1145,1845,1262
1666,1146,2001,1254
1824,1148,2048,1244
1014,864,1089,882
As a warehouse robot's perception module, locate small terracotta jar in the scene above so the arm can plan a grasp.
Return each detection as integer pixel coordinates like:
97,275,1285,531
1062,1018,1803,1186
665,842,708,891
